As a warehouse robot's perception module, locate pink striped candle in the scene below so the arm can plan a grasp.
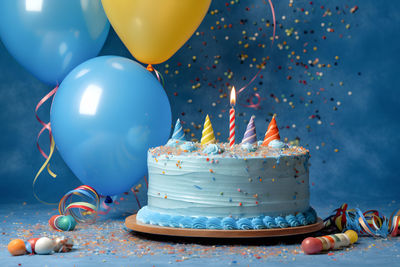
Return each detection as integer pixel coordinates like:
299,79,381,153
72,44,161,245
229,87,236,148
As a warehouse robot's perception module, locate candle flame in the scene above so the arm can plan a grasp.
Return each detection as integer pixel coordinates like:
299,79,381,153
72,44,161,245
230,86,236,106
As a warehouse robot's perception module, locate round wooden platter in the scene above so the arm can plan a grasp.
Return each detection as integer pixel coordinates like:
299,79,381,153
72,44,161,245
125,214,324,238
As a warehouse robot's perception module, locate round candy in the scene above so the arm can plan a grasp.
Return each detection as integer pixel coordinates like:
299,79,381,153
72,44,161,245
49,214,77,231
54,236,74,253
8,239,26,256
301,237,323,255
49,215,62,230
35,237,55,255
25,238,40,254
345,230,358,244
57,215,77,231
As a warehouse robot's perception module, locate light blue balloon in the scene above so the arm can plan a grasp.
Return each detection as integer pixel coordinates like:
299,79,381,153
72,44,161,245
0,0,110,85
50,56,172,195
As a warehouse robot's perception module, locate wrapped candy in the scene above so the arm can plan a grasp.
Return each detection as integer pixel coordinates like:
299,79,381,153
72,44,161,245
302,230,358,255
53,236,74,253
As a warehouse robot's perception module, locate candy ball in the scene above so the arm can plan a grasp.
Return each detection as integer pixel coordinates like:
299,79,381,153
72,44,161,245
345,230,358,244
49,214,77,231
57,215,77,231
35,237,55,255
301,237,323,255
49,214,63,231
25,238,40,254
54,236,74,253
8,239,26,256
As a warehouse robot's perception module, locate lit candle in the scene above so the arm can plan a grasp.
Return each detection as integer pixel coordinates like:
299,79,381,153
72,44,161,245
229,86,236,149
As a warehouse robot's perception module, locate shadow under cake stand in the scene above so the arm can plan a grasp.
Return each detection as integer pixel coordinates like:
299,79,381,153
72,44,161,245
125,214,324,238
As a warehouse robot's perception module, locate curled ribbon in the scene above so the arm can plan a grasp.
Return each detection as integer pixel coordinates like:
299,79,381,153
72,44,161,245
58,185,116,223
131,187,142,209
147,64,165,88
236,0,276,109
59,185,100,224
33,86,58,204
325,203,400,238
241,92,262,109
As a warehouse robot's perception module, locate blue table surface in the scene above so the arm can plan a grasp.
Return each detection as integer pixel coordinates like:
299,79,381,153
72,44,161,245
1,200,399,267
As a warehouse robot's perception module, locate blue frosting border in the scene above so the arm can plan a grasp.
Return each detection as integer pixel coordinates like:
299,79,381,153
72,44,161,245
136,206,317,230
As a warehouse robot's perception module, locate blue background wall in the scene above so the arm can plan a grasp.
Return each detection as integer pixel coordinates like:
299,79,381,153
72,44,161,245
0,0,399,206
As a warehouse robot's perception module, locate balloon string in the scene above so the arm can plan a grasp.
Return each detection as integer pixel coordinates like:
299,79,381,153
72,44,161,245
144,176,148,189
33,86,59,204
240,92,262,109
35,86,58,159
33,135,58,205
235,0,276,109
131,187,142,209
264,0,276,45
154,68,165,88
237,67,263,95
147,64,165,88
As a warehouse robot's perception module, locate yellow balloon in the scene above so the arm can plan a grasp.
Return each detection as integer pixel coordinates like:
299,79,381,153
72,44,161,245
101,0,211,65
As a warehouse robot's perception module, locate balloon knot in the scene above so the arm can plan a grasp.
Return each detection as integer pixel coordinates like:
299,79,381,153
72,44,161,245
146,65,154,72
105,196,113,204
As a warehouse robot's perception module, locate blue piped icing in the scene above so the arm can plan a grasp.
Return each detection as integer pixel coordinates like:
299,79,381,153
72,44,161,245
137,207,150,223
268,140,286,149
221,217,238,230
296,213,307,225
159,214,171,227
304,208,317,225
263,216,278,228
252,217,266,229
206,218,223,229
202,144,223,155
148,212,160,225
180,141,197,152
180,217,193,228
237,218,253,230
170,216,184,228
137,206,317,230
285,214,300,227
275,216,289,228
193,217,208,229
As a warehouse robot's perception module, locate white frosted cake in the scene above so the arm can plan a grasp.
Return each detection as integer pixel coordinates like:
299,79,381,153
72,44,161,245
137,116,317,230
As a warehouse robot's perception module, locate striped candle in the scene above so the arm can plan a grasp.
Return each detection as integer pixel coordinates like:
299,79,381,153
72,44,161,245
229,87,236,148
229,107,235,148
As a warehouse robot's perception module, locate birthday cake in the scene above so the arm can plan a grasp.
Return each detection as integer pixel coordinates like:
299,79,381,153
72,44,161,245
137,115,317,230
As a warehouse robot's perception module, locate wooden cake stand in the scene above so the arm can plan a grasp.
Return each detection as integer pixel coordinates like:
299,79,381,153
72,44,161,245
125,214,324,238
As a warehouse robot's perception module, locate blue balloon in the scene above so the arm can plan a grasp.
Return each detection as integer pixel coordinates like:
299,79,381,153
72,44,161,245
50,56,171,195
0,0,110,85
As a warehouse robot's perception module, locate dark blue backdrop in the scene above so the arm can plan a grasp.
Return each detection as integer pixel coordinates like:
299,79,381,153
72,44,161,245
1,0,399,206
